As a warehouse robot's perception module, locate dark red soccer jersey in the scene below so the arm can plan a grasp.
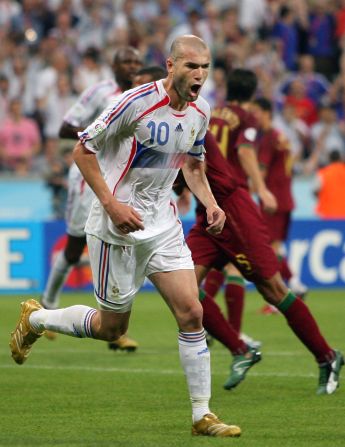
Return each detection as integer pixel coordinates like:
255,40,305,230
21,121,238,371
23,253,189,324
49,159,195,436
209,104,258,188
257,128,294,212
194,131,240,225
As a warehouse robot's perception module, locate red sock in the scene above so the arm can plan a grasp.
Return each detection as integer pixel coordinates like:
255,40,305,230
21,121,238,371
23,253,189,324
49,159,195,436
200,290,247,355
224,276,245,333
279,255,292,282
278,293,334,364
204,269,225,298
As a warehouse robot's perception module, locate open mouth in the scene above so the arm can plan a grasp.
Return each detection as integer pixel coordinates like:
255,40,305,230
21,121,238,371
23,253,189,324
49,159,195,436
190,84,201,97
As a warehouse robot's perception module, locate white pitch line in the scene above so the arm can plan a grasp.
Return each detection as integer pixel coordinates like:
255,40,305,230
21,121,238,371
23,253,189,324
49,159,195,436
0,363,318,378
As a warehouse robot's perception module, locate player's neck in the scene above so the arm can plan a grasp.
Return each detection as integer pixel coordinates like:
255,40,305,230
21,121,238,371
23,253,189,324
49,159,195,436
162,78,188,111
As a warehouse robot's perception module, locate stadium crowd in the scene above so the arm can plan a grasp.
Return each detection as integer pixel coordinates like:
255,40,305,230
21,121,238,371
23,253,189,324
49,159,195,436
0,0,345,217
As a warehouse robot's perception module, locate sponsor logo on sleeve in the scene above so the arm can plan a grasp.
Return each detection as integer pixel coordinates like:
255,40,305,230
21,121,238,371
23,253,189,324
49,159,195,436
88,120,106,138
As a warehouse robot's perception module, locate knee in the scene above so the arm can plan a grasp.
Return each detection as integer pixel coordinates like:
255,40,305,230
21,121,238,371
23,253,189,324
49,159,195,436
177,300,203,331
256,273,288,305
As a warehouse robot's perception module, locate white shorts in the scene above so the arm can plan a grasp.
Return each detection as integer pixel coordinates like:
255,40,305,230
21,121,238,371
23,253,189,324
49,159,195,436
86,224,194,312
65,163,94,237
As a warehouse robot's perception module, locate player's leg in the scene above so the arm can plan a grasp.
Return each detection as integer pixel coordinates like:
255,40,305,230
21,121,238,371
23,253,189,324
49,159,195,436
10,298,130,364
187,225,261,390
147,226,240,436
223,263,245,333
149,269,240,437
196,265,248,354
41,162,90,312
203,268,225,298
41,234,87,310
256,273,344,394
226,189,343,393
10,236,134,364
188,229,249,355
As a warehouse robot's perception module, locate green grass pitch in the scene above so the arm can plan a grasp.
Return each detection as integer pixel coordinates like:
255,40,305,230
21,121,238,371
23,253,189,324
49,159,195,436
0,289,344,447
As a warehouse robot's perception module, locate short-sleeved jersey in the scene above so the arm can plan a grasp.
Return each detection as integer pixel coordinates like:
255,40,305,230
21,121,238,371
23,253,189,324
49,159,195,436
64,79,122,128
194,130,238,226
257,128,294,212
209,104,258,188
79,79,210,245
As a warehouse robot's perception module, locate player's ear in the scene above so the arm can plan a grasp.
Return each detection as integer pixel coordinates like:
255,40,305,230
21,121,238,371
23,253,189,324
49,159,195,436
166,57,174,74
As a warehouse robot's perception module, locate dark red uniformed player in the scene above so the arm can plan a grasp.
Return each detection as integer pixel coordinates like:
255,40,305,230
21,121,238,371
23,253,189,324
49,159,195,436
180,69,344,394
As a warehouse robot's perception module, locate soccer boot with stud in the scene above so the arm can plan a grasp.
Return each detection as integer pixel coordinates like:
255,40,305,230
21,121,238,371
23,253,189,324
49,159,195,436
224,346,262,390
317,350,344,395
10,299,45,365
108,334,138,352
192,413,241,437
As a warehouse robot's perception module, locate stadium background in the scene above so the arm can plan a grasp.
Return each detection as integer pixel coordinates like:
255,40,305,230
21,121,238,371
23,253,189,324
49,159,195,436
0,179,344,293
0,0,345,293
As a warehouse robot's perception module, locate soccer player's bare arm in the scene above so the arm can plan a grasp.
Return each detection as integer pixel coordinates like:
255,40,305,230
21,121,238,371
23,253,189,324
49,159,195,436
238,144,277,213
73,141,143,234
182,155,225,235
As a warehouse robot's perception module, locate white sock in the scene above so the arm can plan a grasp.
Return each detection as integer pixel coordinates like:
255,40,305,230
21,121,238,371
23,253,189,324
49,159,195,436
41,251,73,309
178,329,211,423
29,305,96,338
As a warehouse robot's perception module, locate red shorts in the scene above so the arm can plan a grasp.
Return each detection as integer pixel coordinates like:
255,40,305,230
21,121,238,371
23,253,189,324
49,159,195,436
260,209,291,243
186,187,279,283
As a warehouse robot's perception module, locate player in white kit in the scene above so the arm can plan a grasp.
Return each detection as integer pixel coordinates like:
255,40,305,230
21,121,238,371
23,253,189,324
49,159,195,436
10,36,241,437
41,47,142,350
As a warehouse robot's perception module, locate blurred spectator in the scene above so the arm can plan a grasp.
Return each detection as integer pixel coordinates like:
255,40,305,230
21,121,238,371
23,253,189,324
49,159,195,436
284,79,318,126
73,47,112,94
245,38,285,99
0,74,10,122
237,0,268,35
3,53,37,116
165,8,213,53
34,48,71,133
0,97,41,174
45,146,72,218
107,0,147,48
47,10,79,64
278,54,330,106
273,102,310,171
335,0,345,40
39,73,77,139
328,53,345,119
271,5,300,71
0,0,344,184
11,0,55,47
0,0,22,32
214,7,250,70
307,1,338,80
306,105,345,173
76,3,110,52
208,65,227,108
314,149,345,218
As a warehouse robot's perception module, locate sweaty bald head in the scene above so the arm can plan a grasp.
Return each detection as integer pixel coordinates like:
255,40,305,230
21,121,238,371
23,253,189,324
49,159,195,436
170,35,209,61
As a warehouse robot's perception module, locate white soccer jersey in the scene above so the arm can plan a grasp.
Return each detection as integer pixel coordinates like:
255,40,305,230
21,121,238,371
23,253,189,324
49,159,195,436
79,79,210,245
64,79,122,236
63,79,122,128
